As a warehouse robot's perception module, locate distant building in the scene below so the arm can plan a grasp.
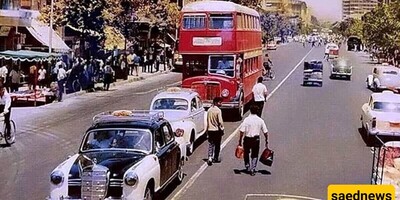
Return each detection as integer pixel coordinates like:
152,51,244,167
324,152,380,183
0,0,69,52
342,0,380,19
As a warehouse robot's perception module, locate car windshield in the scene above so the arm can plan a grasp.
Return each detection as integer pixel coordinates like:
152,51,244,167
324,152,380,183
333,60,350,67
81,129,152,153
152,98,189,110
382,70,398,75
209,56,235,77
373,102,400,112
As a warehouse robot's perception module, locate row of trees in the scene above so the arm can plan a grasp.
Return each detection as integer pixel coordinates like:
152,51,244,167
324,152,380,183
334,1,400,57
39,0,179,57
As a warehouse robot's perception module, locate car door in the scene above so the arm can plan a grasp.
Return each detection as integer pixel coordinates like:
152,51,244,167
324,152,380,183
161,123,180,181
190,97,202,135
155,128,169,186
195,96,205,133
363,97,374,127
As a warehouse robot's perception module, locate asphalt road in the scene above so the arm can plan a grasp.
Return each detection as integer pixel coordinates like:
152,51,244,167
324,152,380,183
0,43,376,200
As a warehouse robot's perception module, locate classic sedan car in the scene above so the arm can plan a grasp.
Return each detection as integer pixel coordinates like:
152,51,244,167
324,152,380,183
303,60,323,87
367,65,400,91
361,91,400,138
330,58,352,80
48,110,186,200
325,43,339,59
150,87,207,155
266,41,277,50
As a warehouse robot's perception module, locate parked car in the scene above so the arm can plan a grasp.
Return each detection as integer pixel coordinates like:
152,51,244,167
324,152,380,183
150,87,207,155
330,58,352,80
325,43,339,59
48,110,186,200
367,65,400,91
267,41,277,50
361,91,400,138
303,60,323,87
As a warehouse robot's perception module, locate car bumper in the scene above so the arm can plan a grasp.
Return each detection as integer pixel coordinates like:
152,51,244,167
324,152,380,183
377,85,400,90
331,72,351,76
203,102,240,109
369,130,400,136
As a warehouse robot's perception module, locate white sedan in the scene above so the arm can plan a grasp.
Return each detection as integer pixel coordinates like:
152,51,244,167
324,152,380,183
150,87,207,155
361,91,400,138
367,65,400,91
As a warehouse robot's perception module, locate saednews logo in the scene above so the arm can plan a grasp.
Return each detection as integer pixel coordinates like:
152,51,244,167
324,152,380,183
328,185,395,200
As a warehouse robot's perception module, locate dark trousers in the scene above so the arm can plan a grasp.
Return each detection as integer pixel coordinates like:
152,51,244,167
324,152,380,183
57,79,65,101
254,101,264,117
10,83,19,93
0,105,11,136
243,136,260,170
207,130,223,160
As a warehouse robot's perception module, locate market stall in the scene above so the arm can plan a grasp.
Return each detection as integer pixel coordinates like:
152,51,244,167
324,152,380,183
0,50,61,106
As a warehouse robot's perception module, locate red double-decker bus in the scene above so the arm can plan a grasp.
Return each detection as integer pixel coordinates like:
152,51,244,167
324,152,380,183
178,1,263,120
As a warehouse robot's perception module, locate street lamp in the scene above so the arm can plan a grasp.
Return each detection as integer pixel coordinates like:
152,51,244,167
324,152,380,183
159,21,167,71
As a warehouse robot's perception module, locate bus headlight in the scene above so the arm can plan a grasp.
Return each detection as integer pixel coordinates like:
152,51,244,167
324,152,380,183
221,89,229,97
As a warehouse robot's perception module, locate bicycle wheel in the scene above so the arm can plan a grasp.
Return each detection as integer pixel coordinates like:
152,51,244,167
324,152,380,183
269,69,276,79
5,120,16,145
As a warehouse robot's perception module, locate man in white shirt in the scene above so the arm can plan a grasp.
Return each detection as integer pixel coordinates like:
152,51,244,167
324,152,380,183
38,66,47,88
0,65,8,84
57,65,67,102
252,77,268,117
0,84,12,139
238,105,269,176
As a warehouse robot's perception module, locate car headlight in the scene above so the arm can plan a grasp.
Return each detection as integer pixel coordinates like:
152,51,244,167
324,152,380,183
221,89,229,97
175,128,184,137
50,170,64,185
124,172,139,186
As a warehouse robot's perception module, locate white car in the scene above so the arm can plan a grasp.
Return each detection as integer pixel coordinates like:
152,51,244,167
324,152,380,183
48,110,186,200
150,87,207,155
367,65,400,91
325,43,339,59
267,41,277,50
361,91,400,138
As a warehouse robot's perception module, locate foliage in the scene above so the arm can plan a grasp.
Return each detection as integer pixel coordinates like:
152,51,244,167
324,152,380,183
104,26,125,50
39,1,66,29
260,12,293,41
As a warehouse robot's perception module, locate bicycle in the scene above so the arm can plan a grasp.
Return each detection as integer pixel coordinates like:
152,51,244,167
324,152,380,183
262,64,275,80
0,117,16,145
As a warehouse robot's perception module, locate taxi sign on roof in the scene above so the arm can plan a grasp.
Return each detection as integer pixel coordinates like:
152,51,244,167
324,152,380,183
167,87,182,92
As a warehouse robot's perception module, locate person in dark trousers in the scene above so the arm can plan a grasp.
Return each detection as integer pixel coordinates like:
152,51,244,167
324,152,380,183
252,77,268,117
103,63,114,91
238,104,269,176
206,97,224,166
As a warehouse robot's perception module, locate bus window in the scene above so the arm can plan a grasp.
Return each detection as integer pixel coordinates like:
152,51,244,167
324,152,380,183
209,14,233,29
183,15,206,29
237,13,242,29
209,56,235,77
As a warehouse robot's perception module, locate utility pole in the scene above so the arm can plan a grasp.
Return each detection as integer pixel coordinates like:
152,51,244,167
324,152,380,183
49,0,54,54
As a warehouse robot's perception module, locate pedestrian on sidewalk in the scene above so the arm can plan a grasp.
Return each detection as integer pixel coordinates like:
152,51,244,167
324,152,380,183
38,65,47,89
206,97,224,166
57,65,67,102
252,77,268,117
133,54,141,76
238,104,269,176
28,64,37,90
127,52,134,76
103,63,114,91
9,66,20,92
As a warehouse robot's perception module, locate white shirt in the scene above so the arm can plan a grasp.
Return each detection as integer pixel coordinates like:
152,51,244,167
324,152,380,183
38,69,46,80
0,66,8,78
57,68,67,81
239,114,268,138
0,91,11,113
252,82,267,102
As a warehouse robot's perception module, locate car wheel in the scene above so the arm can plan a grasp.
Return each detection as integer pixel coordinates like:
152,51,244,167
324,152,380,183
187,131,195,156
144,185,153,200
347,76,351,81
175,159,184,184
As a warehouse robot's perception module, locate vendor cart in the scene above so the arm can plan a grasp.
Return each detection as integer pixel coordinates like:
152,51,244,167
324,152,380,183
371,135,400,197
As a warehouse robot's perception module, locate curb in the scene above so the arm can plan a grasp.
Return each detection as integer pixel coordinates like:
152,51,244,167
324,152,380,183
63,70,170,100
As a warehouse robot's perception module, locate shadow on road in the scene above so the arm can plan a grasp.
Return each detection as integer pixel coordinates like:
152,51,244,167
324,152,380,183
233,169,271,176
358,128,400,147
0,143,11,148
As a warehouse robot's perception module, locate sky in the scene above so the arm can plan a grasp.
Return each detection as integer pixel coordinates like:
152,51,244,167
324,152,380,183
303,0,342,21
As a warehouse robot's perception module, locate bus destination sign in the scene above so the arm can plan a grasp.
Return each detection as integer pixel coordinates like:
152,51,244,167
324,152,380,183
192,37,222,46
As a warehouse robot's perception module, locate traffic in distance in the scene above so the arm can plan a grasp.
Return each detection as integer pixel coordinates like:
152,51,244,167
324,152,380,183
2,0,399,200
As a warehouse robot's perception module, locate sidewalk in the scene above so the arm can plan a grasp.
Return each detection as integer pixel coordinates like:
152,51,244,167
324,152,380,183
63,69,171,100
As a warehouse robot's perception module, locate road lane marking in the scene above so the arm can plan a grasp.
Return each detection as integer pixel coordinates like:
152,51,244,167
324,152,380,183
132,81,182,95
171,48,314,200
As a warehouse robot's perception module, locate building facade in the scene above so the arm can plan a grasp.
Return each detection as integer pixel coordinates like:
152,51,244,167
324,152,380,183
342,0,379,19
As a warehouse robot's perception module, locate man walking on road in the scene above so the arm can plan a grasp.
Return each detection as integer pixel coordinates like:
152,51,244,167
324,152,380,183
206,97,224,166
238,105,269,176
57,65,67,102
252,77,268,117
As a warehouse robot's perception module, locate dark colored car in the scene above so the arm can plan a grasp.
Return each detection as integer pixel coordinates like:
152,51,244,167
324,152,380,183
48,110,186,200
303,60,323,87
